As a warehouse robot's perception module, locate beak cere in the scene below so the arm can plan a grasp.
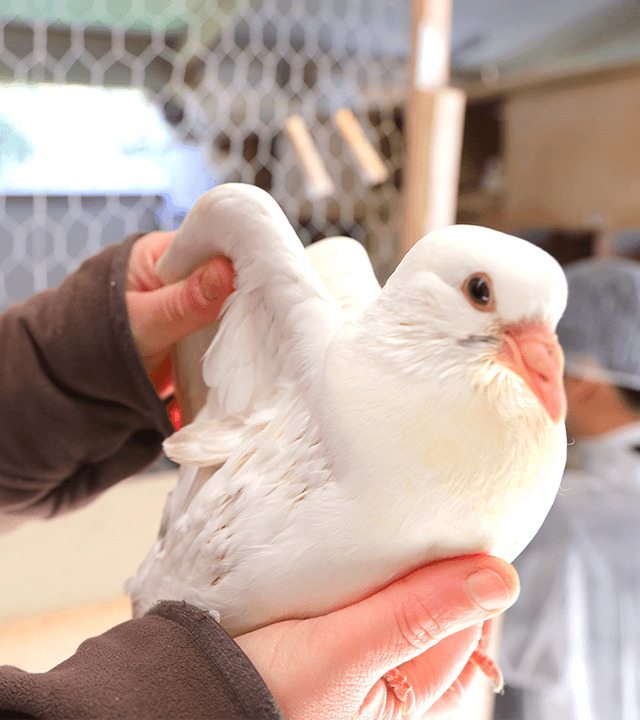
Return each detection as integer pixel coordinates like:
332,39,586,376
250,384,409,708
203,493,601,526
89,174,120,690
498,324,567,423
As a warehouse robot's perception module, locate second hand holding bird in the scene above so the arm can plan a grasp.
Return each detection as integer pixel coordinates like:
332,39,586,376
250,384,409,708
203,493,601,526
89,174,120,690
235,554,519,719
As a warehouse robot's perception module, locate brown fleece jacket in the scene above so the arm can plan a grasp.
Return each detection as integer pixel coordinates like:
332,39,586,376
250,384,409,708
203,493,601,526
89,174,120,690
0,239,283,720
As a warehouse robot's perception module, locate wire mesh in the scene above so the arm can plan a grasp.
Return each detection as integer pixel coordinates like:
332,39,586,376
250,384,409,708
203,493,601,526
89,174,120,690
0,0,409,308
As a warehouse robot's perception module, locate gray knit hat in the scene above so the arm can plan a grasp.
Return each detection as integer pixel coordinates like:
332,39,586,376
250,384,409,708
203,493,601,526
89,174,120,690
558,258,640,391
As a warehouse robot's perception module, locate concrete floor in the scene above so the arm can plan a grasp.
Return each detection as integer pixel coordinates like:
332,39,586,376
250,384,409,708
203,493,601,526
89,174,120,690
0,469,178,671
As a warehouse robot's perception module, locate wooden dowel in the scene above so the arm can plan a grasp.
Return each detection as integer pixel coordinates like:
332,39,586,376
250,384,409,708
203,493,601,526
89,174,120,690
284,114,335,199
333,108,389,186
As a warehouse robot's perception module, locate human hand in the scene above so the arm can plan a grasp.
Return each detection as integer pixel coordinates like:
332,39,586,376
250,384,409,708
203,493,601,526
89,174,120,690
236,554,518,720
125,231,234,391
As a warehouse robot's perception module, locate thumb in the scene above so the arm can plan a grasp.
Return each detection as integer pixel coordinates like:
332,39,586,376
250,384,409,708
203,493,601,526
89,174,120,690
127,256,235,369
318,555,518,696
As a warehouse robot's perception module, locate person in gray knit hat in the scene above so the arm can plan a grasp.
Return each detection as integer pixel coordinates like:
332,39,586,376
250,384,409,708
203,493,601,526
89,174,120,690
559,257,640,404
498,258,640,720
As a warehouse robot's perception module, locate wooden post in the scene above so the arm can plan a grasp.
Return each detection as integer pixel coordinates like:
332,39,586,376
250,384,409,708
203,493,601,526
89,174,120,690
402,0,466,254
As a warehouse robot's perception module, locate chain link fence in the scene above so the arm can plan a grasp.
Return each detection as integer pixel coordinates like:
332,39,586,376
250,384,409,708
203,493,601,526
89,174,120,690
0,0,410,309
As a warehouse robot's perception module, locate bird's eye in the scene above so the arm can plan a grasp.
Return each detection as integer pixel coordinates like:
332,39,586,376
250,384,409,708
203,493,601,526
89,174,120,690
462,273,495,312
468,276,490,304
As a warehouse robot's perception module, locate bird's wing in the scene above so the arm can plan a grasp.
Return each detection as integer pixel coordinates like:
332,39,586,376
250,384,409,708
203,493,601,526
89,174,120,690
305,236,381,314
171,235,381,427
157,184,345,466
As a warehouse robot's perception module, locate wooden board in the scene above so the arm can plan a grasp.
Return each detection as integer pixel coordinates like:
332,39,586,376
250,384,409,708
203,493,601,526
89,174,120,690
504,73,640,231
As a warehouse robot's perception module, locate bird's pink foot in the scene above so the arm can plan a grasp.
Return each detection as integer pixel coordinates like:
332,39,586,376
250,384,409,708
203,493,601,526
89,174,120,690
470,618,504,693
383,667,416,714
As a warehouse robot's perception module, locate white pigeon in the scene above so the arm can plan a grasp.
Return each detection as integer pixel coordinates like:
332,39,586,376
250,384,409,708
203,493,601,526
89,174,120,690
128,184,567,677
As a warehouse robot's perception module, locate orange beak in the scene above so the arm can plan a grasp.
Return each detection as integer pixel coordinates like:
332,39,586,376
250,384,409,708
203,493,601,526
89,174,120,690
498,323,567,423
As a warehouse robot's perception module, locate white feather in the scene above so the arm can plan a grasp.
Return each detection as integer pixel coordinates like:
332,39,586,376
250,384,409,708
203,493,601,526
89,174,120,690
304,236,381,314
128,184,568,636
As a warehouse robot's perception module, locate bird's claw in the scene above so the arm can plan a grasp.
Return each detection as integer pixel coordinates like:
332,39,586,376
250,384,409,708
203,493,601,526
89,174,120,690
470,648,504,693
383,667,416,715
470,618,504,693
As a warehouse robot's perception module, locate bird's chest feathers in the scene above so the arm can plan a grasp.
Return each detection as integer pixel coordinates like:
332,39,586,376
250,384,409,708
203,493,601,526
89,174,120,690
323,330,561,543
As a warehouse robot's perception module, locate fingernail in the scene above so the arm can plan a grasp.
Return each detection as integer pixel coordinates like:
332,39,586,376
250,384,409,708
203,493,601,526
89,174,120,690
202,262,222,301
465,569,512,611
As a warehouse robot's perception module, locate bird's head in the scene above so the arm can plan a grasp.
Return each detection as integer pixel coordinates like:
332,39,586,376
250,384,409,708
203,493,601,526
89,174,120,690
367,225,568,425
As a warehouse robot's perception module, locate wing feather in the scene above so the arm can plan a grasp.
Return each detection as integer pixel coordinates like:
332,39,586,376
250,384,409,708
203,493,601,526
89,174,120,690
156,184,345,466
305,236,381,313
163,418,244,466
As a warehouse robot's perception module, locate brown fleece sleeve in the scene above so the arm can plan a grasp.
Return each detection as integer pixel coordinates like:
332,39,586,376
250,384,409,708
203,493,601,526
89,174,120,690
0,601,284,720
0,244,285,719
0,237,174,521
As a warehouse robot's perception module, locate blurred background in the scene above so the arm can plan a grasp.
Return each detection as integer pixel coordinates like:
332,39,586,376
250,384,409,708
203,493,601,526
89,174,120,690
1,0,640,717
1,0,639,313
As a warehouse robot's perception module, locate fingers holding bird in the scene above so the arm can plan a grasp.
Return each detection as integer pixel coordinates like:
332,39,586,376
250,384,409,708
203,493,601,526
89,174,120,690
126,232,235,376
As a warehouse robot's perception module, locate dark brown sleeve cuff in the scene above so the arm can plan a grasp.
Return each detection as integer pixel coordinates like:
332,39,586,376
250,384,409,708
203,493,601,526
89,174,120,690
0,601,284,720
